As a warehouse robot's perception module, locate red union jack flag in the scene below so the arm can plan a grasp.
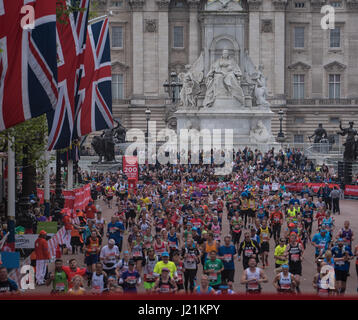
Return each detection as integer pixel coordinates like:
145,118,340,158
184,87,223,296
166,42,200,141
75,17,113,137
47,0,89,150
0,0,57,131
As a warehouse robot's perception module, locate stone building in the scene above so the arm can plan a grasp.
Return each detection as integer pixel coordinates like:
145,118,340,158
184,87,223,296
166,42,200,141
94,0,358,145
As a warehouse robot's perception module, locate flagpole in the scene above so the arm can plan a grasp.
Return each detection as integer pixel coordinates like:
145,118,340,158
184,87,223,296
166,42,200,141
68,159,73,190
88,15,108,24
7,137,15,218
7,136,15,249
44,150,50,218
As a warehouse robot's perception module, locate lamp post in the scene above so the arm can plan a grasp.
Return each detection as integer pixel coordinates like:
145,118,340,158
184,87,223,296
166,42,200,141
145,107,151,163
277,109,285,142
55,150,64,209
163,71,183,103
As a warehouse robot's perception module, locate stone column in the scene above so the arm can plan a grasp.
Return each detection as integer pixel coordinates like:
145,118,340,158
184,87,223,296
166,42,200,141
130,0,145,97
188,0,200,65
157,0,170,96
273,0,286,97
248,0,262,66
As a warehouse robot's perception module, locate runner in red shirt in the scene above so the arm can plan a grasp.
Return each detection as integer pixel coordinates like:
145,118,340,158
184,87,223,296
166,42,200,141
315,208,326,230
85,201,97,221
62,258,87,289
269,206,284,245
191,213,204,230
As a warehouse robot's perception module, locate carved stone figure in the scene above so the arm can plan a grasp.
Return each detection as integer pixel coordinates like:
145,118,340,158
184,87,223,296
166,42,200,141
252,64,269,107
203,49,245,108
337,121,358,162
205,0,244,11
179,72,196,109
178,54,204,109
249,120,271,143
144,19,157,33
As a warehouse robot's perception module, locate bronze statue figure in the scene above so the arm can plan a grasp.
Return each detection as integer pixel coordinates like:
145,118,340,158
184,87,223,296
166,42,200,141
113,120,127,144
337,121,358,162
91,120,127,163
309,123,328,144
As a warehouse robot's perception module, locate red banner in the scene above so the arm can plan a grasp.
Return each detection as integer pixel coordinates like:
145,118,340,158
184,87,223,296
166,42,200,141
344,185,358,196
37,184,92,211
123,156,138,181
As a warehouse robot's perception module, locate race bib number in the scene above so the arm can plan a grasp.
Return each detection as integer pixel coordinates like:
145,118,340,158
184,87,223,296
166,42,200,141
92,285,101,293
262,234,269,241
145,273,155,282
160,285,170,293
223,254,232,262
248,281,259,290
245,249,253,257
291,254,300,262
127,276,137,285
169,241,177,248
55,283,65,291
208,273,217,281
319,241,326,249
280,283,291,290
133,250,142,257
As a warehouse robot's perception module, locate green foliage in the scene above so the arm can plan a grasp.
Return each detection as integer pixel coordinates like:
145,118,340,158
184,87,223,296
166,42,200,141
56,0,87,24
0,115,50,174
89,0,101,20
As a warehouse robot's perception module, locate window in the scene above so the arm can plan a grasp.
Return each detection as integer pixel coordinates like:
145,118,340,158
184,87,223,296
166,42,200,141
174,0,184,7
111,1,123,7
331,1,342,8
293,75,305,99
112,74,124,100
330,27,341,48
329,74,341,99
112,26,123,48
294,117,305,124
294,27,305,48
173,26,184,48
330,117,340,124
332,134,340,144
295,2,305,8
294,135,304,143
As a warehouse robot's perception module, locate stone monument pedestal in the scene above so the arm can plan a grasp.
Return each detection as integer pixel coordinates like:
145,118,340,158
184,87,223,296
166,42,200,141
176,103,280,152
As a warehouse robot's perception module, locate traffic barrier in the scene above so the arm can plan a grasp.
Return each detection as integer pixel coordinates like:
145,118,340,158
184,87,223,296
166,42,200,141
37,184,92,212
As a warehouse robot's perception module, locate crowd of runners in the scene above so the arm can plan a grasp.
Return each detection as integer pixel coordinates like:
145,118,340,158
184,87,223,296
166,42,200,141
1,147,357,295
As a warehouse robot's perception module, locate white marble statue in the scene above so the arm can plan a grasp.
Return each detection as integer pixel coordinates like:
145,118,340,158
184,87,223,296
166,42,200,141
252,65,269,107
178,53,204,109
205,0,243,11
203,49,245,108
250,120,271,143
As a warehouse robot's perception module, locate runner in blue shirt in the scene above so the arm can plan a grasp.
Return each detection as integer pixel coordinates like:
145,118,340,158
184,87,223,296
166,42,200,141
218,236,237,288
312,229,331,258
331,238,353,295
107,216,125,251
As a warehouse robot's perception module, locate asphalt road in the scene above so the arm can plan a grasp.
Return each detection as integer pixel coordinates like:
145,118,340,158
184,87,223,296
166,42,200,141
32,197,358,295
